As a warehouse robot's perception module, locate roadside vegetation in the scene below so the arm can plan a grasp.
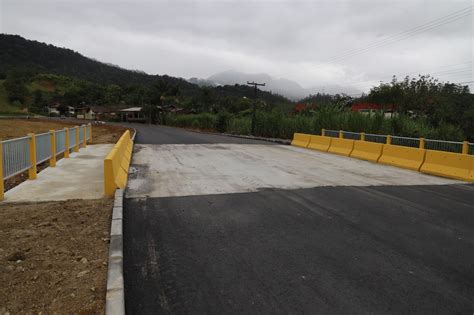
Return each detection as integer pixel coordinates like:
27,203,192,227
165,76,473,142
1,35,472,141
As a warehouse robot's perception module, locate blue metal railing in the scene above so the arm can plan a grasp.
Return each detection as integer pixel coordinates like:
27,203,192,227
55,129,67,154
2,136,31,179
79,126,84,143
69,127,77,149
36,132,51,164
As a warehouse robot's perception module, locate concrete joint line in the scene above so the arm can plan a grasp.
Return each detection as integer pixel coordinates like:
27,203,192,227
105,189,125,315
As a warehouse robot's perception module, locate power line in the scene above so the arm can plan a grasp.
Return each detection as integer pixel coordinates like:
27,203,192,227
320,6,472,64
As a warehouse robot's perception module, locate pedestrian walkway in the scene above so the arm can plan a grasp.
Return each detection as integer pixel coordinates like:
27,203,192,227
3,144,113,202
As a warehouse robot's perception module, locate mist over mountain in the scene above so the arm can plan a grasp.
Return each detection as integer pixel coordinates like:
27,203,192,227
196,70,362,100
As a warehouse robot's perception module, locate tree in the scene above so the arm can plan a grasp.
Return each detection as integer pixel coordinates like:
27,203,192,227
3,71,28,104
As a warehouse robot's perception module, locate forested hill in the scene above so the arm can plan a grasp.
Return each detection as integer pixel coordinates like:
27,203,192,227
0,34,290,103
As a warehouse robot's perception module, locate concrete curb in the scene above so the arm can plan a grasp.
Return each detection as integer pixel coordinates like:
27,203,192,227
105,127,136,314
105,188,125,315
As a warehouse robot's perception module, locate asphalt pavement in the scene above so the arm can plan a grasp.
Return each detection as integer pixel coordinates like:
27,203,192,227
123,123,474,314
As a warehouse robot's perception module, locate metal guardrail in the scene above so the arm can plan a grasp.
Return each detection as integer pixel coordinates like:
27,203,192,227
324,130,340,138
364,133,387,143
2,136,31,179
342,131,361,140
56,129,67,154
390,136,420,148
323,129,472,154
36,132,52,164
1,124,93,200
69,127,77,149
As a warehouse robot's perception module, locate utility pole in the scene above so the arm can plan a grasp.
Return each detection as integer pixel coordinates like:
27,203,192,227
247,81,265,136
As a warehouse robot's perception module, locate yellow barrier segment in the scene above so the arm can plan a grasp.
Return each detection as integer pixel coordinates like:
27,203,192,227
420,150,474,182
350,140,383,162
307,135,332,152
28,133,37,179
328,138,355,156
321,129,326,136
49,130,57,167
0,143,4,201
104,130,133,197
378,144,426,171
64,128,70,158
74,126,79,152
339,130,343,139
291,133,311,148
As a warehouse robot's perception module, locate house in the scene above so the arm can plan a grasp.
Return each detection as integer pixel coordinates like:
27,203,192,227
47,102,61,116
91,106,120,121
351,102,397,117
120,107,146,122
75,107,96,120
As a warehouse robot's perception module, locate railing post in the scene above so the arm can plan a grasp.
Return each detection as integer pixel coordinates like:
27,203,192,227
361,132,365,141
419,137,425,149
386,135,391,145
89,124,93,144
321,128,325,136
28,133,37,180
64,128,70,158
74,126,79,152
83,126,87,148
339,130,343,139
49,130,57,167
0,143,4,201
462,141,468,155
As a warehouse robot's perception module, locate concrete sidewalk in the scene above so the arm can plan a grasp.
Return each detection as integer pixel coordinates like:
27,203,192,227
3,144,113,202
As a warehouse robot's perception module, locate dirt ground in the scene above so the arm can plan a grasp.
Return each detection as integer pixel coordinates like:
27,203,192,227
0,118,132,144
0,198,113,314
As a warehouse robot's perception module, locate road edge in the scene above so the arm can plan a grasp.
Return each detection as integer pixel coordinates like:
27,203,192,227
105,128,135,314
105,188,125,315
182,127,291,145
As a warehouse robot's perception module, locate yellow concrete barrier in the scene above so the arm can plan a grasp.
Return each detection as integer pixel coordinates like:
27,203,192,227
350,140,383,162
291,133,311,148
420,150,474,182
378,144,426,171
307,135,332,152
104,130,134,196
327,138,355,156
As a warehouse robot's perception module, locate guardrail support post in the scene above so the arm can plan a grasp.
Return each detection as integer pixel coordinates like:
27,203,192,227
462,141,468,155
419,137,425,149
386,135,391,145
89,124,93,144
49,130,57,167
64,128,70,158
321,128,325,136
0,143,4,201
361,132,365,141
28,133,37,180
83,126,87,148
339,130,343,139
74,127,79,152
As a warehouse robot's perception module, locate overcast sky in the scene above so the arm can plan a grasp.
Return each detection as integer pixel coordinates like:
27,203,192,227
1,0,472,94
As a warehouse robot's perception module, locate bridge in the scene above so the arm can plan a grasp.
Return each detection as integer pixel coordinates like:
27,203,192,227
122,124,473,313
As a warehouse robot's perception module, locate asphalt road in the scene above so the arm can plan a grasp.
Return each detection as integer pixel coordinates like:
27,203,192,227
128,123,272,145
123,124,474,314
